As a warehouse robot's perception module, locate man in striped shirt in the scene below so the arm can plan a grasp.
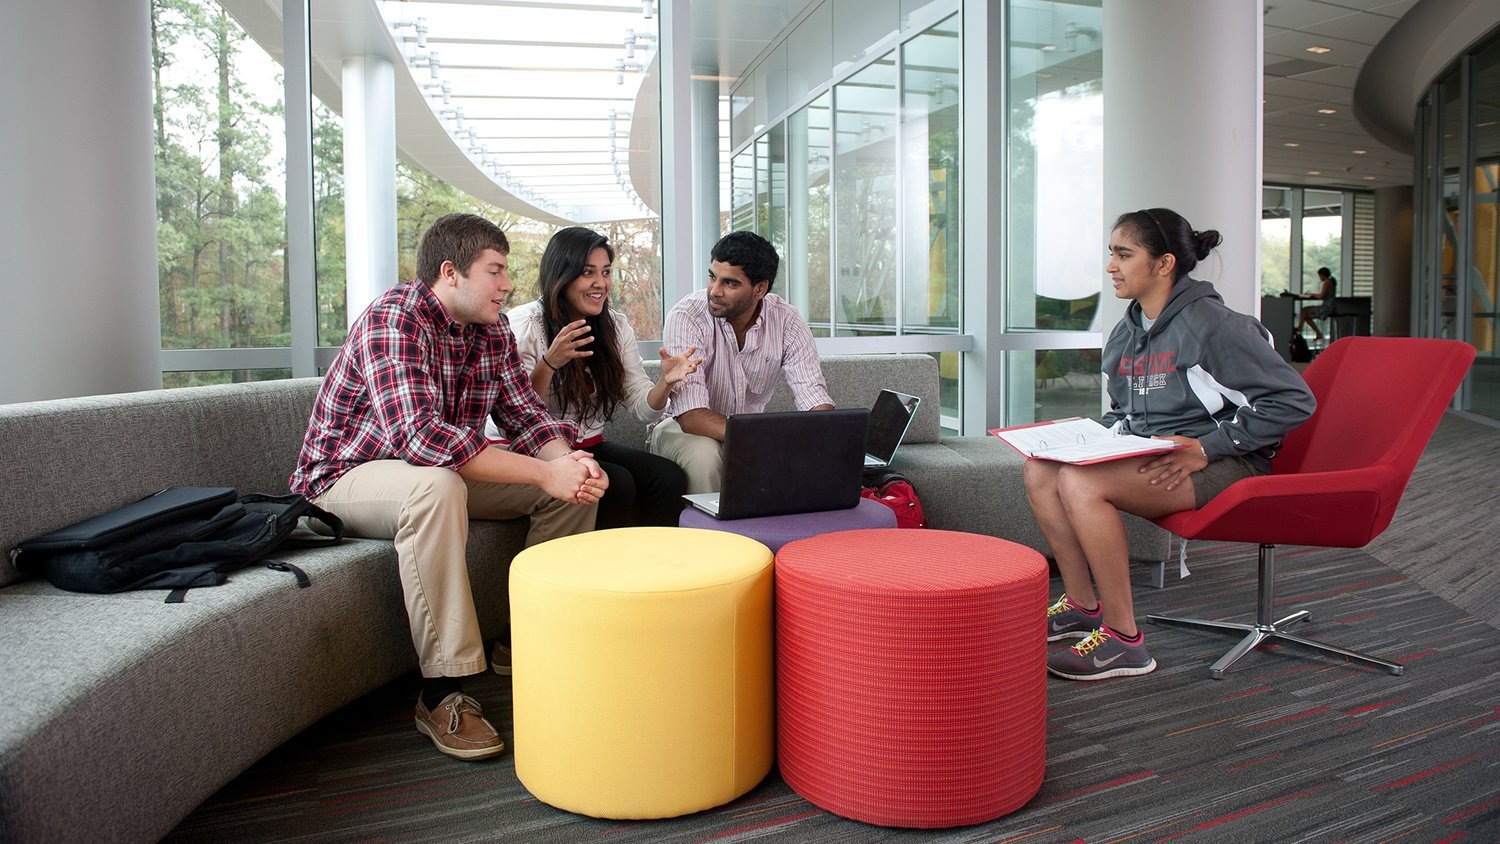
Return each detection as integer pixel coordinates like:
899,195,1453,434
290,214,606,762
649,231,833,493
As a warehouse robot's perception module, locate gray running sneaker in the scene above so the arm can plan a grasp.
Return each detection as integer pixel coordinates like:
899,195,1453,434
1047,627,1157,680
1046,594,1101,642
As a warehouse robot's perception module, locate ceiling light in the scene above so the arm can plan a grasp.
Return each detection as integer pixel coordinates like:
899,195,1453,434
1364,176,1377,180
1040,44,1056,51
1306,46,1332,54
1352,149,1367,154
1317,108,1337,114
1307,170,1321,175
1284,142,1300,147
1479,121,1498,127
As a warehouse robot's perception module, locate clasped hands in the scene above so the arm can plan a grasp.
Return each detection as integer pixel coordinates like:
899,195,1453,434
546,449,609,506
1139,436,1210,492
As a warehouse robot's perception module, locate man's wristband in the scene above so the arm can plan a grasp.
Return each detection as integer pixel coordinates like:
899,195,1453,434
1199,444,1209,461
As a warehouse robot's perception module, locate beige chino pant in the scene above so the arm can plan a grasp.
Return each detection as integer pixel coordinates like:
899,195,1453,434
648,417,725,495
313,460,596,678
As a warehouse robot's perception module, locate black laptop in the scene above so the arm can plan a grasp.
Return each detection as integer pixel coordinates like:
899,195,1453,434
683,408,870,520
864,389,921,469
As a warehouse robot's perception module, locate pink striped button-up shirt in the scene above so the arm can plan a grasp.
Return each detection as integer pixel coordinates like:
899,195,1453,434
657,291,832,426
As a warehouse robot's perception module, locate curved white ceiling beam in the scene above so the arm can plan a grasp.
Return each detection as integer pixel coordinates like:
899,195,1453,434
221,0,632,225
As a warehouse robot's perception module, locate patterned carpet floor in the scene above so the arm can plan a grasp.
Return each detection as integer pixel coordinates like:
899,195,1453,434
165,541,1500,844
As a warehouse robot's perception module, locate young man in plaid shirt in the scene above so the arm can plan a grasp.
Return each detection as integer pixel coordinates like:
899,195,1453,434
290,213,606,761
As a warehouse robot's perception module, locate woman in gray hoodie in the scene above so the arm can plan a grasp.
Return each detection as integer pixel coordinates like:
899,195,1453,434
1025,208,1316,681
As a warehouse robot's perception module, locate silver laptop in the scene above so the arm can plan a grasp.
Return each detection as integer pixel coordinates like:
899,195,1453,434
684,408,869,520
864,389,922,469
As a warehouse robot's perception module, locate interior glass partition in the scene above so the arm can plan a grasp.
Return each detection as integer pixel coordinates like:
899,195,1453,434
1470,38,1500,418
1413,28,1500,424
1438,67,1464,341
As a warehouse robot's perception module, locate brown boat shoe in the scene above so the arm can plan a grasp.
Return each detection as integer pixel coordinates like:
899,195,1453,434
414,692,506,761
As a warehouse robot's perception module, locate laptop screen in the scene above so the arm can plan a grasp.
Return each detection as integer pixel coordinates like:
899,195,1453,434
866,390,918,463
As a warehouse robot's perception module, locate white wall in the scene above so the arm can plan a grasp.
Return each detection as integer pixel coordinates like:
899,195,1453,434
0,0,162,403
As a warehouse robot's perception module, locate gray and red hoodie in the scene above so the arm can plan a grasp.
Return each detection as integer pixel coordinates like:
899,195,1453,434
1100,276,1316,474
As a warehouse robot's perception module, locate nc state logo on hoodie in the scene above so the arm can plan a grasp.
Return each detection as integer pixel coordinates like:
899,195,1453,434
1118,352,1176,395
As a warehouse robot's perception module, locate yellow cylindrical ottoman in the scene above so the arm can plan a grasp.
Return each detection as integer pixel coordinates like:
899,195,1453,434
509,527,775,819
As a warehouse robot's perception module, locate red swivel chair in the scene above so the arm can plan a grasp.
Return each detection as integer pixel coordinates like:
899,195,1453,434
1148,337,1476,679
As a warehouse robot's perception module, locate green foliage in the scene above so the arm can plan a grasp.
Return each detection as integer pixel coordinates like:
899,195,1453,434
1261,229,1342,297
153,0,288,384
154,0,670,372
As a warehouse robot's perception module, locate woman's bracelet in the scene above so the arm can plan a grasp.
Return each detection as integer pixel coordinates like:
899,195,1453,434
542,355,561,372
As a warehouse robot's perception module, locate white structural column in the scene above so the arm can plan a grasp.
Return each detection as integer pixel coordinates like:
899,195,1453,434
343,56,399,329
660,0,696,314
1101,0,1263,329
691,66,721,288
960,0,1006,433
0,0,161,402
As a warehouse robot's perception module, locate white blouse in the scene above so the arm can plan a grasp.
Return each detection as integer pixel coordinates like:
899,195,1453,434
499,299,663,443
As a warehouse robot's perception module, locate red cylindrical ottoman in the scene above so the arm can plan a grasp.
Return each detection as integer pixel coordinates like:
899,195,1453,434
775,529,1048,828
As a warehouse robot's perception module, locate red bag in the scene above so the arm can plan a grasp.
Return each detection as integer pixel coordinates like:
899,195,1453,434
860,471,927,529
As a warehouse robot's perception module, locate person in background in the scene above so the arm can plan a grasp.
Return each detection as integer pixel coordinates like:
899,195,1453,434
504,226,699,529
1293,266,1338,342
1024,207,1316,681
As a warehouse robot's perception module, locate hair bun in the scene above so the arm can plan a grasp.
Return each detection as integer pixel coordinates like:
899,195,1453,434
1192,229,1222,261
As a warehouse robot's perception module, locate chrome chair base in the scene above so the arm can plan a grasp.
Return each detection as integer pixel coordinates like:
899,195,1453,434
1146,544,1405,680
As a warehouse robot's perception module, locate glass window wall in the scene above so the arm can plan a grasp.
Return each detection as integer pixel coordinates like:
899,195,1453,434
1006,0,1103,333
785,95,833,333
901,14,961,332
153,0,290,378
1301,189,1343,294
1005,348,1103,427
1262,187,1293,296
834,53,899,335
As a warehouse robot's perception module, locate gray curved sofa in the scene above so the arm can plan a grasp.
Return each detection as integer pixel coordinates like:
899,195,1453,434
0,354,1167,844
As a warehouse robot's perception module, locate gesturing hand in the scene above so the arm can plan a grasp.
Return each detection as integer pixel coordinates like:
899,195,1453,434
658,346,702,386
542,319,594,370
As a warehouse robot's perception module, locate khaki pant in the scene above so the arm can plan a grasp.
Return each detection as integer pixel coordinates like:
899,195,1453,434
648,417,725,494
313,460,596,678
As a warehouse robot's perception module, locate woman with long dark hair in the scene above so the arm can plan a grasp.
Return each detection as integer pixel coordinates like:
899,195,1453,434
1024,208,1315,681
506,227,699,529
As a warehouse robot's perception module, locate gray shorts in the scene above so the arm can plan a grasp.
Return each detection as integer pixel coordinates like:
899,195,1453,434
1190,455,1264,509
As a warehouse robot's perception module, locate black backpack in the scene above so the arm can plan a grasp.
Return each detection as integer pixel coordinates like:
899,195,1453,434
11,487,343,602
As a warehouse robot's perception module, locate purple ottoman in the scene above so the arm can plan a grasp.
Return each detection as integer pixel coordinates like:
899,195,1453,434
678,499,897,552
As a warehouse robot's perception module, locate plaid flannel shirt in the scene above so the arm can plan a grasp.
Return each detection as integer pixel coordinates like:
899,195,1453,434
290,280,577,498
